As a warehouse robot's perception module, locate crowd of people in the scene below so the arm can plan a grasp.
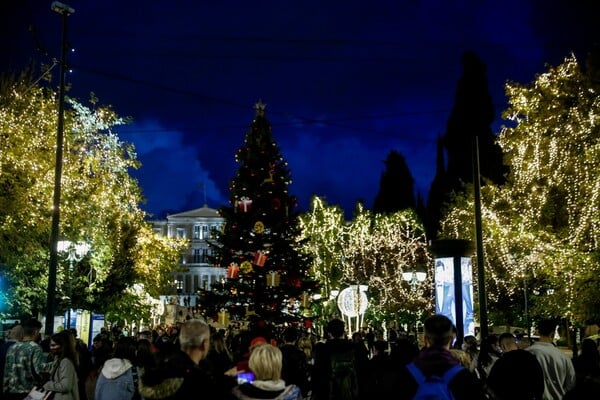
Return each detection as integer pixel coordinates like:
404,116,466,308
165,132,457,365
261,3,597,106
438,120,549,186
0,314,599,399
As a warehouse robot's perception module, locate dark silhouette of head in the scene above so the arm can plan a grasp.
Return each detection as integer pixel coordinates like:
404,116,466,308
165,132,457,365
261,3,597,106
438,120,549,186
536,319,556,337
424,314,454,348
327,319,346,339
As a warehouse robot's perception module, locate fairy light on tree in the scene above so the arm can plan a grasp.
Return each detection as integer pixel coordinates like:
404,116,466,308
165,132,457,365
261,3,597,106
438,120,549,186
300,199,433,326
440,53,600,327
0,74,185,320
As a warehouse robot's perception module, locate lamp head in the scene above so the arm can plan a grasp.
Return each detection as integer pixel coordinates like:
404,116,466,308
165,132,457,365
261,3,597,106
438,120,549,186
51,1,75,16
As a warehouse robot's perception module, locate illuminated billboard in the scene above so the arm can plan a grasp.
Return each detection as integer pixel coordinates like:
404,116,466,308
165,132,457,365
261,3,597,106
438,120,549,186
434,256,475,337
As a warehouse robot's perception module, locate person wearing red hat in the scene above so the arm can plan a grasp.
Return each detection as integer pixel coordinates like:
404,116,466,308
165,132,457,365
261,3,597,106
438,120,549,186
226,336,268,378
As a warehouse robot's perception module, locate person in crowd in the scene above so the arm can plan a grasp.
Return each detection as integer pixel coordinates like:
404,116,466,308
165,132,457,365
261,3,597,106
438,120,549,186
367,340,393,397
137,331,158,354
279,326,310,397
44,330,80,400
350,330,370,397
526,319,576,399
485,332,544,400
3,318,47,400
563,337,600,398
226,336,268,377
206,330,234,376
297,333,313,364
381,314,481,399
312,318,366,400
0,323,23,397
95,336,137,400
571,337,600,384
449,348,472,369
516,333,533,349
461,335,479,371
473,333,501,380
70,328,92,400
365,328,375,356
351,331,369,363
134,338,158,400
205,330,236,395
139,318,224,399
389,334,420,366
86,333,113,400
231,343,302,400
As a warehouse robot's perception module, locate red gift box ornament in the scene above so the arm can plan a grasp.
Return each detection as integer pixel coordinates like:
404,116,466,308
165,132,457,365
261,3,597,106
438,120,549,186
227,263,239,279
253,251,267,267
238,196,253,213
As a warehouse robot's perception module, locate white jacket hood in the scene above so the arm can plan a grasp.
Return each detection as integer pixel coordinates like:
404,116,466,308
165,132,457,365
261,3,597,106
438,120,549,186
101,358,133,379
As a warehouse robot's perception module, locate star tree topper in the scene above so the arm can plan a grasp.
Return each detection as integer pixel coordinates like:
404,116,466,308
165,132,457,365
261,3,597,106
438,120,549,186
255,100,267,117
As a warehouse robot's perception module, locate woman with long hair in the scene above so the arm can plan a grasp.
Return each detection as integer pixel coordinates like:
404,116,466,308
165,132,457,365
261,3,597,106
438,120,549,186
43,330,80,400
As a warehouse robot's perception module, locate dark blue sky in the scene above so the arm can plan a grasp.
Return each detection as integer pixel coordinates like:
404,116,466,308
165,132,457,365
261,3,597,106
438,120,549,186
2,1,599,218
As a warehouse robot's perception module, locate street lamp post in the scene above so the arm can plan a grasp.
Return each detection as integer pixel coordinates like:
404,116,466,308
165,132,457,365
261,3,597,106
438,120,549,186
402,270,427,291
46,1,75,337
57,241,90,329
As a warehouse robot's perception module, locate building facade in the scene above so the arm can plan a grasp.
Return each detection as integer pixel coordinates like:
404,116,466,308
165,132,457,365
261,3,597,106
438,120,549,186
152,204,226,307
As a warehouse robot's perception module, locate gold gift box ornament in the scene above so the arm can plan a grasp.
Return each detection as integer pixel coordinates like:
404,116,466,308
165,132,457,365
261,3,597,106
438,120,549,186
301,291,310,308
266,271,280,287
218,308,229,326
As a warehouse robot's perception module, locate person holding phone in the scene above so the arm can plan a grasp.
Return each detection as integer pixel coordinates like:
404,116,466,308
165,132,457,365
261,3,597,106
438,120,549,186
231,344,301,400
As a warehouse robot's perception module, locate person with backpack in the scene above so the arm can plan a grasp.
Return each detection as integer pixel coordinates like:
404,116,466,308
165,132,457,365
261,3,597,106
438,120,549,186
381,314,481,399
312,318,365,400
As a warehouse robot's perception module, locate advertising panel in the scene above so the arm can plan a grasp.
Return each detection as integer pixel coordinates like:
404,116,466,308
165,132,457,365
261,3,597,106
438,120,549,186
435,256,475,337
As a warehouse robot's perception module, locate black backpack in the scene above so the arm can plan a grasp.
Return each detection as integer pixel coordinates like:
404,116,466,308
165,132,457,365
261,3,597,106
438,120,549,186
329,348,359,400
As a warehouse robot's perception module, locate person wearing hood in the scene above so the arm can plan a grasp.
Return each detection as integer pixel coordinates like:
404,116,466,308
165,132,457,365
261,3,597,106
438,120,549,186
95,336,137,400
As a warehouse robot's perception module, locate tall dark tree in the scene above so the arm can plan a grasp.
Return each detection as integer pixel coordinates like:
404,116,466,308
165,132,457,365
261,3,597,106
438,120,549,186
208,102,316,323
373,150,416,214
425,136,449,239
426,52,507,239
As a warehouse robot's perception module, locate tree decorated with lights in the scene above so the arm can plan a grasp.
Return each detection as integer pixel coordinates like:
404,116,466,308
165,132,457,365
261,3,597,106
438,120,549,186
299,198,432,327
345,205,433,321
440,53,600,326
297,196,347,325
0,71,186,320
210,102,316,323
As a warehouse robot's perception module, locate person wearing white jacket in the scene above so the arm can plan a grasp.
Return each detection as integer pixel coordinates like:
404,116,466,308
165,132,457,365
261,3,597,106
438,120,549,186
95,336,137,400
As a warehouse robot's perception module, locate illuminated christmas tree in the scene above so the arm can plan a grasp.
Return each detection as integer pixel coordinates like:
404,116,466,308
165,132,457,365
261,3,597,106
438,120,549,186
208,101,316,324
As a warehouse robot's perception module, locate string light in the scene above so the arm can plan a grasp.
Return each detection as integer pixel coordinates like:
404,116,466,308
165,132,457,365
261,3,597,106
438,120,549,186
441,54,600,324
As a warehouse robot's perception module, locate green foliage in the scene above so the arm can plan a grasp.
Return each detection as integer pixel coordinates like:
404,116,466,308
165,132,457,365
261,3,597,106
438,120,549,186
0,71,183,322
299,198,433,326
440,54,600,325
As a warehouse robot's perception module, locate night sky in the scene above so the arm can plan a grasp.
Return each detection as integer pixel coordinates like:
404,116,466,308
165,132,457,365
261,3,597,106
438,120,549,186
2,1,599,219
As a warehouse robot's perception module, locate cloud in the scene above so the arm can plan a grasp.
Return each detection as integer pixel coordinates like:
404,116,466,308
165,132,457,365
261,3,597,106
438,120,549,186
118,120,227,217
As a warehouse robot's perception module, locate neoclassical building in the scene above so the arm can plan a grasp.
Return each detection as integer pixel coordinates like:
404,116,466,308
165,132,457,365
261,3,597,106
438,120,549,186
151,204,226,305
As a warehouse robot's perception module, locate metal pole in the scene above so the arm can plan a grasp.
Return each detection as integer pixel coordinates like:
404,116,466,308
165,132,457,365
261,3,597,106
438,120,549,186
453,255,464,347
473,136,488,340
524,278,530,338
46,6,72,337
67,256,73,329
